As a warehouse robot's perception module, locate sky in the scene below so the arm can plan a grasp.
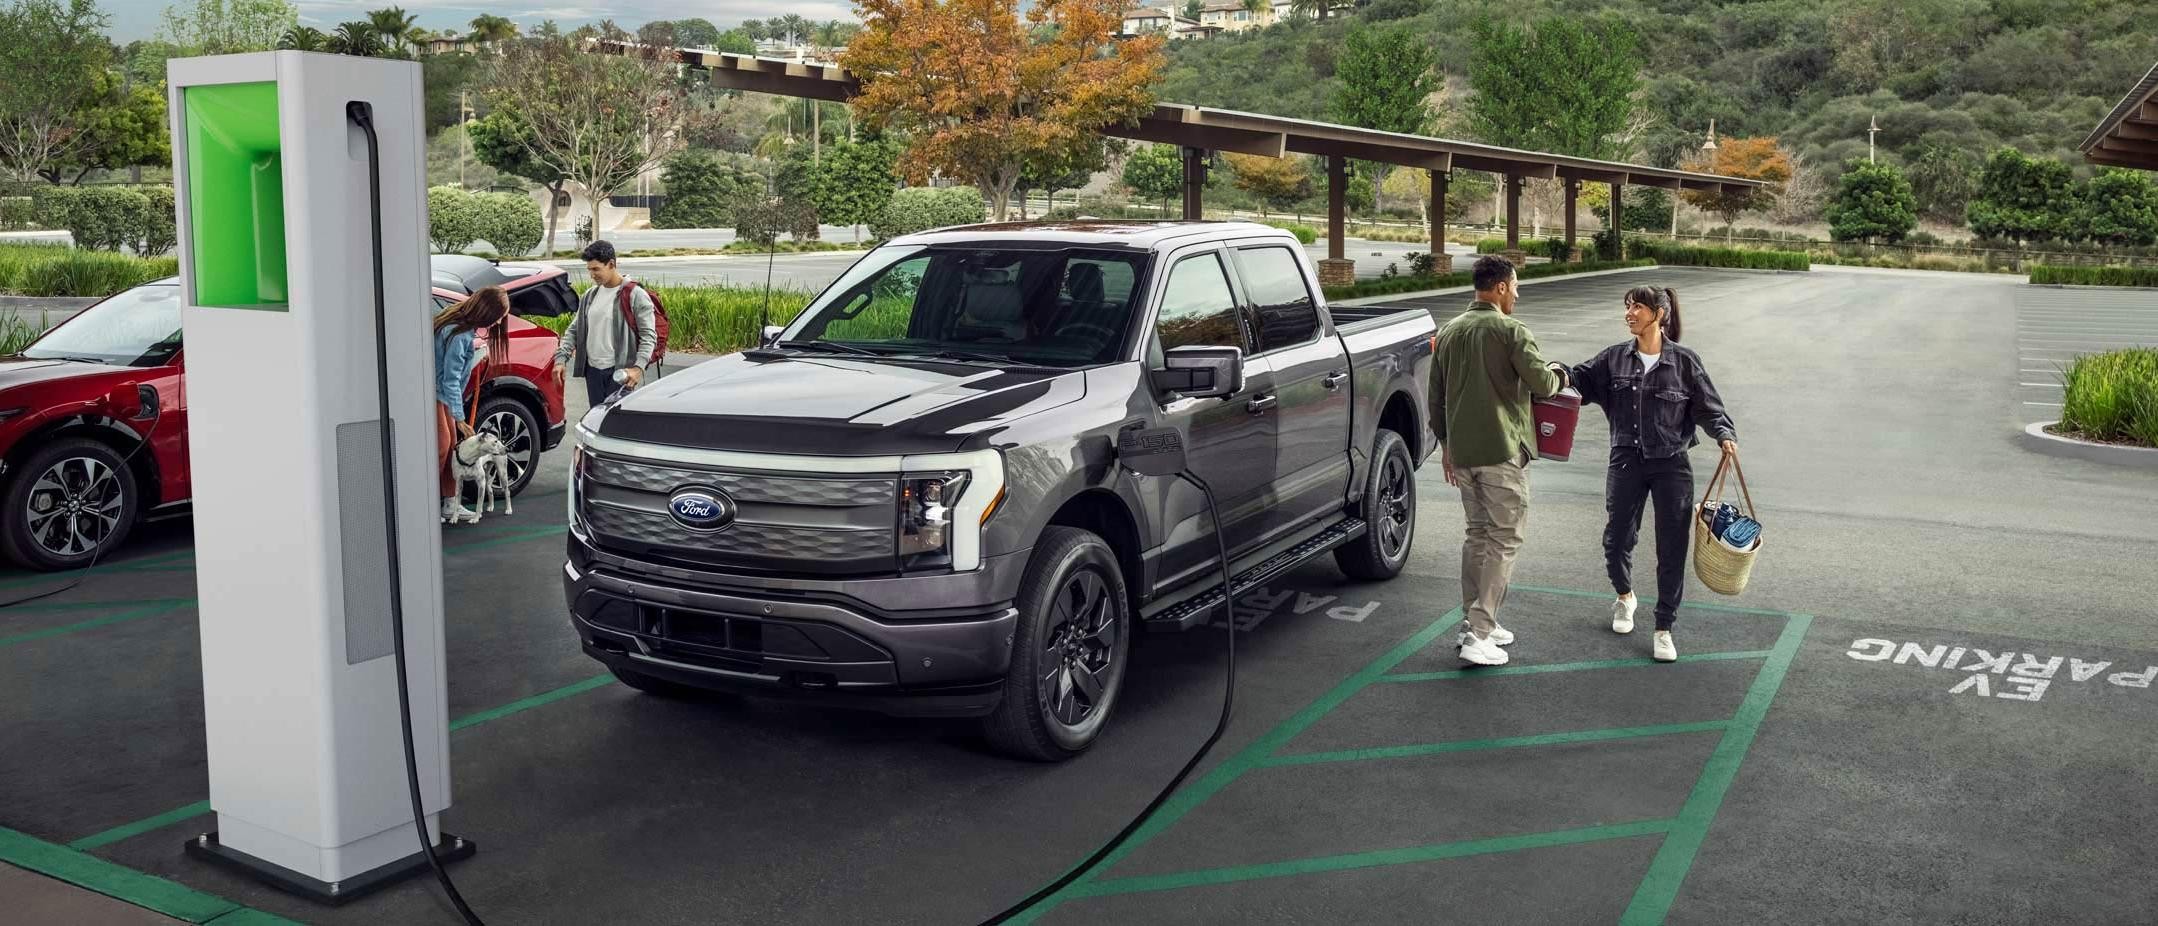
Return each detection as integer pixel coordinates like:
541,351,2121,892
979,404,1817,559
104,0,858,44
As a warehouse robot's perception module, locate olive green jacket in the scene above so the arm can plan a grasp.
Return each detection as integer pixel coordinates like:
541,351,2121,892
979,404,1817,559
1433,301,1563,468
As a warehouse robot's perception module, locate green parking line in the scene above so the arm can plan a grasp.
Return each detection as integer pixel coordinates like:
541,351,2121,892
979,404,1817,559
66,672,620,852
1379,649,1774,683
1509,584,1802,619
1620,613,1812,925
1066,819,1674,900
1258,721,1730,769
0,602,189,648
1005,607,1468,925
0,826,298,924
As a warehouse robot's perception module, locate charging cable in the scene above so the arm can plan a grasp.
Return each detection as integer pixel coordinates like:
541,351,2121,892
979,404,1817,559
978,426,1238,925
349,100,487,926
0,396,161,609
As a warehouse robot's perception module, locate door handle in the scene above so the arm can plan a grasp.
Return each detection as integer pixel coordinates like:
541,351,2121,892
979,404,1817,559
1322,369,1348,389
1246,395,1278,414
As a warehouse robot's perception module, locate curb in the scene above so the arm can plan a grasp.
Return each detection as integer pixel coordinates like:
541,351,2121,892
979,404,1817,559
2018,421,2158,468
0,295,98,329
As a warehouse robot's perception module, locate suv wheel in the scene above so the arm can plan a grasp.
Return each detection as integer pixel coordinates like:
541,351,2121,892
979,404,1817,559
474,395,542,497
1,438,139,572
984,526,1132,762
1335,429,1415,581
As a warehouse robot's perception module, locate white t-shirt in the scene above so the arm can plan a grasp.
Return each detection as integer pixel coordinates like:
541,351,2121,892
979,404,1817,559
584,283,621,370
1637,350,1662,375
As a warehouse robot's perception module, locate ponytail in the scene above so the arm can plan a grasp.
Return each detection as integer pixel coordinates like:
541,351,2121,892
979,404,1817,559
1622,284,1683,342
1661,287,1682,342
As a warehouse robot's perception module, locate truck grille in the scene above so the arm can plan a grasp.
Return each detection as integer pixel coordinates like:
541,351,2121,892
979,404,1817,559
578,453,898,574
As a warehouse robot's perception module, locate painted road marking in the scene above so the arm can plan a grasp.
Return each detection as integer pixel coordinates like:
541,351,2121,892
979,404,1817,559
1845,638,2156,704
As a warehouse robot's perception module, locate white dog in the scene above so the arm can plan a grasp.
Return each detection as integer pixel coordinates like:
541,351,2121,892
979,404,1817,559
445,428,513,523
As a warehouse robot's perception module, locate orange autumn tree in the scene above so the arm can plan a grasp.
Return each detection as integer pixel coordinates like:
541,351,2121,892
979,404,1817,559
1681,136,1794,239
843,0,1163,221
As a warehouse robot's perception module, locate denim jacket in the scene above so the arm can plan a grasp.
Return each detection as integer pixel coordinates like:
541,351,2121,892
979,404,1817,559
434,326,475,424
1569,341,1735,460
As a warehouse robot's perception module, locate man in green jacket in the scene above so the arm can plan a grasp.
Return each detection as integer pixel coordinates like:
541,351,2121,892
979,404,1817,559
1434,256,1566,666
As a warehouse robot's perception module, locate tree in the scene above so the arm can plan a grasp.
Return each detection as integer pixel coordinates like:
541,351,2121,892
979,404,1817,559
485,38,701,242
1121,144,1183,215
1466,16,1640,160
1906,143,1981,223
1586,184,1673,232
330,20,386,56
844,0,1164,221
672,18,722,48
1826,160,1919,243
635,20,678,50
812,136,902,239
1966,147,2073,245
2073,169,2158,248
37,71,168,184
468,109,569,253
1227,153,1310,217
1181,0,1201,22
1289,0,1348,21
0,0,113,185
1680,136,1793,238
1332,23,1436,137
466,13,516,47
1016,138,1107,218
366,6,417,55
160,0,297,55
650,149,762,229
276,25,326,50
711,29,756,55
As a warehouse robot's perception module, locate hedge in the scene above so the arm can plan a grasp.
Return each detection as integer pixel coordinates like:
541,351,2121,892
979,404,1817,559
1626,239,1810,271
35,186,176,255
2057,348,2158,448
2028,265,2158,287
474,192,543,257
1260,220,1318,244
1321,258,1655,301
0,243,177,297
1,196,35,230
869,186,987,240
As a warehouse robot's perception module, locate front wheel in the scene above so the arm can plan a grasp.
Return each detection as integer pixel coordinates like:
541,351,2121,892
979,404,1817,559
1335,429,1415,581
983,526,1132,762
0,438,140,572
473,395,542,497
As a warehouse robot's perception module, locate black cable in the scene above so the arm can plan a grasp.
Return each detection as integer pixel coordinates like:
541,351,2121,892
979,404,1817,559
0,405,160,609
348,100,486,926
977,471,1236,926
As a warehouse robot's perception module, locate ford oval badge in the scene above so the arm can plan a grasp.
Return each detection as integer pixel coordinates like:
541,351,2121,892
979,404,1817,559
668,487,736,532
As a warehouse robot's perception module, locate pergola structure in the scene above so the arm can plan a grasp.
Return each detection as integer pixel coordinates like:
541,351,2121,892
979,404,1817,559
605,43,1770,282
2081,62,2158,172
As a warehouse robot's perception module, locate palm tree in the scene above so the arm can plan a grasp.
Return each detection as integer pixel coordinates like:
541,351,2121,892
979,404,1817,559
775,14,812,45
330,21,386,57
367,7,418,53
277,26,329,51
1290,0,1336,20
468,14,518,48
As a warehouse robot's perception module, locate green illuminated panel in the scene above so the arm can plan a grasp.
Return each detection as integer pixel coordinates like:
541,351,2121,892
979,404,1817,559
183,82,287,309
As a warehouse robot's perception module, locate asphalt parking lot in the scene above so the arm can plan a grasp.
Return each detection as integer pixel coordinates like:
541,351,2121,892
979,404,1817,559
4,266,2155,925
2013,284,2158,423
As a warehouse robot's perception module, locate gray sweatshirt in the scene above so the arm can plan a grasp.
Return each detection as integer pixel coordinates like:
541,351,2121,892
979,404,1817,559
555,280,658,374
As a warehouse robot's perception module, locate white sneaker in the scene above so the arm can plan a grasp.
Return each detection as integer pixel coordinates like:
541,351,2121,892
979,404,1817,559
1487,624,1515,647
1458,631,1511,666
1653,631,1677,663
441,499,477,523
1612,596,1637,634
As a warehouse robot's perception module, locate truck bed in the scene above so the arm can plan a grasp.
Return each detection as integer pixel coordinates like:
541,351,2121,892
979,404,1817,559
1330,303,1430,332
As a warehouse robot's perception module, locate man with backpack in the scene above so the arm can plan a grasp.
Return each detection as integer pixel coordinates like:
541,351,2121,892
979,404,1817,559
552,239,667,408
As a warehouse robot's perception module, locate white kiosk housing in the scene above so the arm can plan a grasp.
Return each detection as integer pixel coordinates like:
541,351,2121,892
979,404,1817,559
166,51,468,901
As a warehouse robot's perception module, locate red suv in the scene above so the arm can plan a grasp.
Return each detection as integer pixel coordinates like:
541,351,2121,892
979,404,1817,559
0,256,572,571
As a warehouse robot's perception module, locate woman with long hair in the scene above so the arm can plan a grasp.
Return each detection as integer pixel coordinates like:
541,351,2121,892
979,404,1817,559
1568,285,1738,662
434,287,511,523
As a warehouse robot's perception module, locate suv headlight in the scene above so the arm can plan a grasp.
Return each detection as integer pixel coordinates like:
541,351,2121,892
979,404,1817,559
899,472,968,567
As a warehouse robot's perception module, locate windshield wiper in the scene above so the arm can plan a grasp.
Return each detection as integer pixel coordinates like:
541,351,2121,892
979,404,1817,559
775,339,883,357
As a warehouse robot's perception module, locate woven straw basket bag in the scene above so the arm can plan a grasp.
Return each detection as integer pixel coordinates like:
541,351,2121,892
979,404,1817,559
1693,454,1759,596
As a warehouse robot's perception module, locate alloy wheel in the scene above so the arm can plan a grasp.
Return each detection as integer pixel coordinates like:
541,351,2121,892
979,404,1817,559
483,407,538,490
1377,453,1411,559
1038,568,1120,729
24,456,123,559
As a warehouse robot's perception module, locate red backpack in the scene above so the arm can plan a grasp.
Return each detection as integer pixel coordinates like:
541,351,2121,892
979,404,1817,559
614,282,670,369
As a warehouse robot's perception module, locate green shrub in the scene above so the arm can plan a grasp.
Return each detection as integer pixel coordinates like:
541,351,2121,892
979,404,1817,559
9,248,176,297
1473,237,1566,258
473,192,543,257
652,150,764,229
36,186,174,254
428,186,486,253
870,186,987,240
1260,220,1318,244
1627,239,1810,271
138,187,177,257
1320,258,1653,301
2028,265,2158,287
0,312,41,355
1,196,36,230
2057,348,2158,447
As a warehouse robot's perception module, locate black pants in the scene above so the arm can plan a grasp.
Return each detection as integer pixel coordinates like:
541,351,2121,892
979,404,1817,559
583,366,621,409
1603,448,1694,630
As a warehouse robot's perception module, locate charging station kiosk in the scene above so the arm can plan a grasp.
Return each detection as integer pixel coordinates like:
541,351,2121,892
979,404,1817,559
166,51,471,901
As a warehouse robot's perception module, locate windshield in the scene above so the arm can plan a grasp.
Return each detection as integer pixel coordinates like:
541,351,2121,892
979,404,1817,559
784,245,1148,367
23,284,182,367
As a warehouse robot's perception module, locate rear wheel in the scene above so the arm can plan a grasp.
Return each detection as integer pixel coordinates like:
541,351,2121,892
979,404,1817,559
1335,429,1415,581
0,438,140,573
984,526,1131,762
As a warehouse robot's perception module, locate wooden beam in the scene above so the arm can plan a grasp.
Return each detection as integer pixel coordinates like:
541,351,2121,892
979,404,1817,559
2110,121,2158,141
1430,170,1448,257
1107,118,1286,158
1632,176,1683,190
1285,137,1451,171
1563,178,1579,256
1329,156,1346,261
2097,137,2158,157
1504,175,1522,248
1182,147,1206,221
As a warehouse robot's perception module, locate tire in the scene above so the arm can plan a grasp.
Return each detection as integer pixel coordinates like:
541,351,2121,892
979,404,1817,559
0,438,140,572
472,395,543,498
983,526,1133,762
1335,429,1415,581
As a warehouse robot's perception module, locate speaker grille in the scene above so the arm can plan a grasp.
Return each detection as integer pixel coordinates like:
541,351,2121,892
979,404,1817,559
337,419,394,665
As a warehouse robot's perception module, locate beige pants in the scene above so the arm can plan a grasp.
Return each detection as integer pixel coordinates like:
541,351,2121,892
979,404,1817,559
1458,454,1530,637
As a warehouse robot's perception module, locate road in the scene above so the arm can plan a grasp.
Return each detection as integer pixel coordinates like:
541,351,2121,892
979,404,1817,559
4,266,2153,925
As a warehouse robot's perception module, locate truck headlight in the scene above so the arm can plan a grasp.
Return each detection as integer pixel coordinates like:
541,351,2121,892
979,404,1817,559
899,472,969,566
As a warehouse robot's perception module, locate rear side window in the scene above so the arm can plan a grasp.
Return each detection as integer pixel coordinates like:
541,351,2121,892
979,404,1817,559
1236,246,1319,352
1155,253,1245,351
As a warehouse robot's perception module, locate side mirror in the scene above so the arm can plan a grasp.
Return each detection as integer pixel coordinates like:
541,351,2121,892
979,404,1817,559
762,325,785,346
1150,345,1243,400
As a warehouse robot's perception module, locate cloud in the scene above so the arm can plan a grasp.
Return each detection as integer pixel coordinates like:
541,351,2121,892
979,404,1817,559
106,0,857,42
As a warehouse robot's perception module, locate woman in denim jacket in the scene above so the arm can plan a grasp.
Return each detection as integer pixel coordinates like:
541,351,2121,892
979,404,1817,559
1569,285,1738,663
433,287,511,523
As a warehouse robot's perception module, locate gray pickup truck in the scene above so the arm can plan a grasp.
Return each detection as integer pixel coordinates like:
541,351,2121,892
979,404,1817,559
564,221,1436,759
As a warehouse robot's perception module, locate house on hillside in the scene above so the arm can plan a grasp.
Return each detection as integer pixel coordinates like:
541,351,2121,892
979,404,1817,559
1118,7,1217,40
1195,0,1303,33
420,32,476,55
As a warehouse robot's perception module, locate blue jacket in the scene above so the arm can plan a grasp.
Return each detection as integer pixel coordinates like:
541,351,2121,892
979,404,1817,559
434,326,476,423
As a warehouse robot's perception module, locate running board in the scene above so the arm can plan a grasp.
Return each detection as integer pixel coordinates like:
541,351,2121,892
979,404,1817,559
1144,518,1367,632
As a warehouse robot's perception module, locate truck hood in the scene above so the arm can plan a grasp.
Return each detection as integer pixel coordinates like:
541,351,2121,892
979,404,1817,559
594,353,1086,455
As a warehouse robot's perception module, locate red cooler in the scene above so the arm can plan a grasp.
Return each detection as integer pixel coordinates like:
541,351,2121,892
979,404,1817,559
1533,389,1582,462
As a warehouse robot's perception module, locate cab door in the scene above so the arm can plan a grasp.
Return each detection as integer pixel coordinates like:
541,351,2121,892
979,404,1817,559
1227,242,1352,541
